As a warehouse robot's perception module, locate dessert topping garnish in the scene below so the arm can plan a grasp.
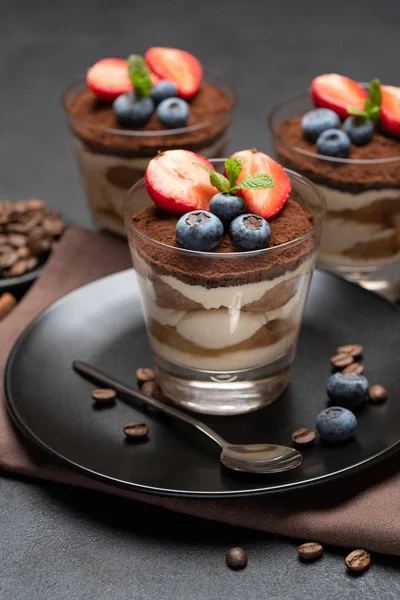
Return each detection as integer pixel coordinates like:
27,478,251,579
311,74,367,119
347,78,382,124
112,55,154,127
86,58,132,102
145,47,203,99
380,85,400,137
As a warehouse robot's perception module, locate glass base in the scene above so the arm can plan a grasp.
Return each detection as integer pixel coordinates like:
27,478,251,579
155,353,293,416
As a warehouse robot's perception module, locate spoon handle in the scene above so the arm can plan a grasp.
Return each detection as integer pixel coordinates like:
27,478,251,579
73,361,227,448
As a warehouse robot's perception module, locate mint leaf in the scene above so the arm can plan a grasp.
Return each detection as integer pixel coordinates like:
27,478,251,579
348,107,367,118
224,156,243,187
369,78,382,108
232,173,274,193
193,162,230,193
127,54,152,98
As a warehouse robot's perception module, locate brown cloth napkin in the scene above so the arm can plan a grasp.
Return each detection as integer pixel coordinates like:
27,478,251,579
2,227,400,556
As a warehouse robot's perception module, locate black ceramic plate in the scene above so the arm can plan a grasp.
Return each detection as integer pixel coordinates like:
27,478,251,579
0,264,43,297
5,269,400,498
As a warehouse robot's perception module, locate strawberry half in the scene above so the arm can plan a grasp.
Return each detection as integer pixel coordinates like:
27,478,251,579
145,47,202,99
229,150,291,220
380,85,400,137
145,150,217,214
87,58,132,102
311,74,367,120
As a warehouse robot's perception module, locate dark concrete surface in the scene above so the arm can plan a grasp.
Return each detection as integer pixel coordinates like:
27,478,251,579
1,0,400,598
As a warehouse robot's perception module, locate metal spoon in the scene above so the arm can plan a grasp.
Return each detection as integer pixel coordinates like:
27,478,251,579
73,361,302,474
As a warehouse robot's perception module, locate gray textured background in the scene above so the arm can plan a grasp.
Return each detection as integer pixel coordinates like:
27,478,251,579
1,0,400,598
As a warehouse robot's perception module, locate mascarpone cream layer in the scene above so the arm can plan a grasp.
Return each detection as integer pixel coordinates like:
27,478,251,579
149,330,298,371
316,184,400,213
320,218,384,254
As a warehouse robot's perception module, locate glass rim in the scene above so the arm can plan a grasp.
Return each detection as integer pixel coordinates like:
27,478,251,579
123,161,326,259
267,87,400,165
61,66,236,138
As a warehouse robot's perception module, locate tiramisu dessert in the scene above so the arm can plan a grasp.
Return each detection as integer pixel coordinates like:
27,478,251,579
124,149,325,415
269,74,400,286
63,47,235,234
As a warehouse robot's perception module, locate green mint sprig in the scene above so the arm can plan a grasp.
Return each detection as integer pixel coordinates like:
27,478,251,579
348,78,382,124
193,156,274,194
127,54,152,98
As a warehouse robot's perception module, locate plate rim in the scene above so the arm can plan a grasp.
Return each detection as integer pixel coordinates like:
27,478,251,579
5,268,400,499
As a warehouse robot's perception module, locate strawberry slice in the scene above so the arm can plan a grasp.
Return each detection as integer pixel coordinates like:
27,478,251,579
144,47,202,99
311,74,367,119
145,150,217,214
380,85,400,137
229,150,291,220
87,58,132,102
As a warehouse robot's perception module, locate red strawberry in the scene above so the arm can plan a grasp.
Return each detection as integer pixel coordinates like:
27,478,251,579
229,150,291,220
87,58,132,102
380,85,400,137
145,150,217,214
311,74,367,119
145,47,202,99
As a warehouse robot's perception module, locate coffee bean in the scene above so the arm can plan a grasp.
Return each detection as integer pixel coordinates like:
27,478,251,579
292,428,317,447
331,353,354,369
0,234,8,245
345,549,371,572
24,256,39,272
6,260,28,277
16,246,31,259
8,233,27,248
123,421,149,439
24,199,45,212
337,344,363,358
29,237,51,257
141,381,161,398
226,547,247,570
297,542,324,561
43,218,65,237
368,385,388,404
343,363,364,375
91,388,117,405
0,251,18,269
136,367,156,384
6,222,31,234
0,244,14,255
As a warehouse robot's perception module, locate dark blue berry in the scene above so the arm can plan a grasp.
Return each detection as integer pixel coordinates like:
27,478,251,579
209,193,245,223
229,214,271,251
327,372,368,409
175,211,223,251
316,407,357,443
157,97,189,128
343,116,374,146
316,128,351,158
301,109,341,141
151,80,178,105
113,92,154,127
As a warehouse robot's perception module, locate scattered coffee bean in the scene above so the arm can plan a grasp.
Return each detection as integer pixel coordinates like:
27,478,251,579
345,549,371,572
336,344,363,358
16,246,31,259
123,421,149,440
297,542,324,561
8,233,27,248
368,385,388,404
292,428,317,448
343,363,364,375
136,367,156,385
141,380,161,398
0,292,17,321
226,547,248,570
91,388,117,405
330,353,354,369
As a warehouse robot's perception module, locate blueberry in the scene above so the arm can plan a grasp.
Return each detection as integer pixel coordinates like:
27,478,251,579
301,109,341,141
230,214,271,251
175,211,223,251
327,372,369,409
151,80,178,106
316,128,351,158
209,193,246,223
316,407,357,443
343,116,374,146
113,92,154,127
157,97,189,128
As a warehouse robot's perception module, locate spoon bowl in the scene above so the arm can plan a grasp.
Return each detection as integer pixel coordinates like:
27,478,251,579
221,443,303,473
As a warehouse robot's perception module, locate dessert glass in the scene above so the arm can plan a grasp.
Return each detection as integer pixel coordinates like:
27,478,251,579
268,91,400,300
123,160,325,416
62,69,235,236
